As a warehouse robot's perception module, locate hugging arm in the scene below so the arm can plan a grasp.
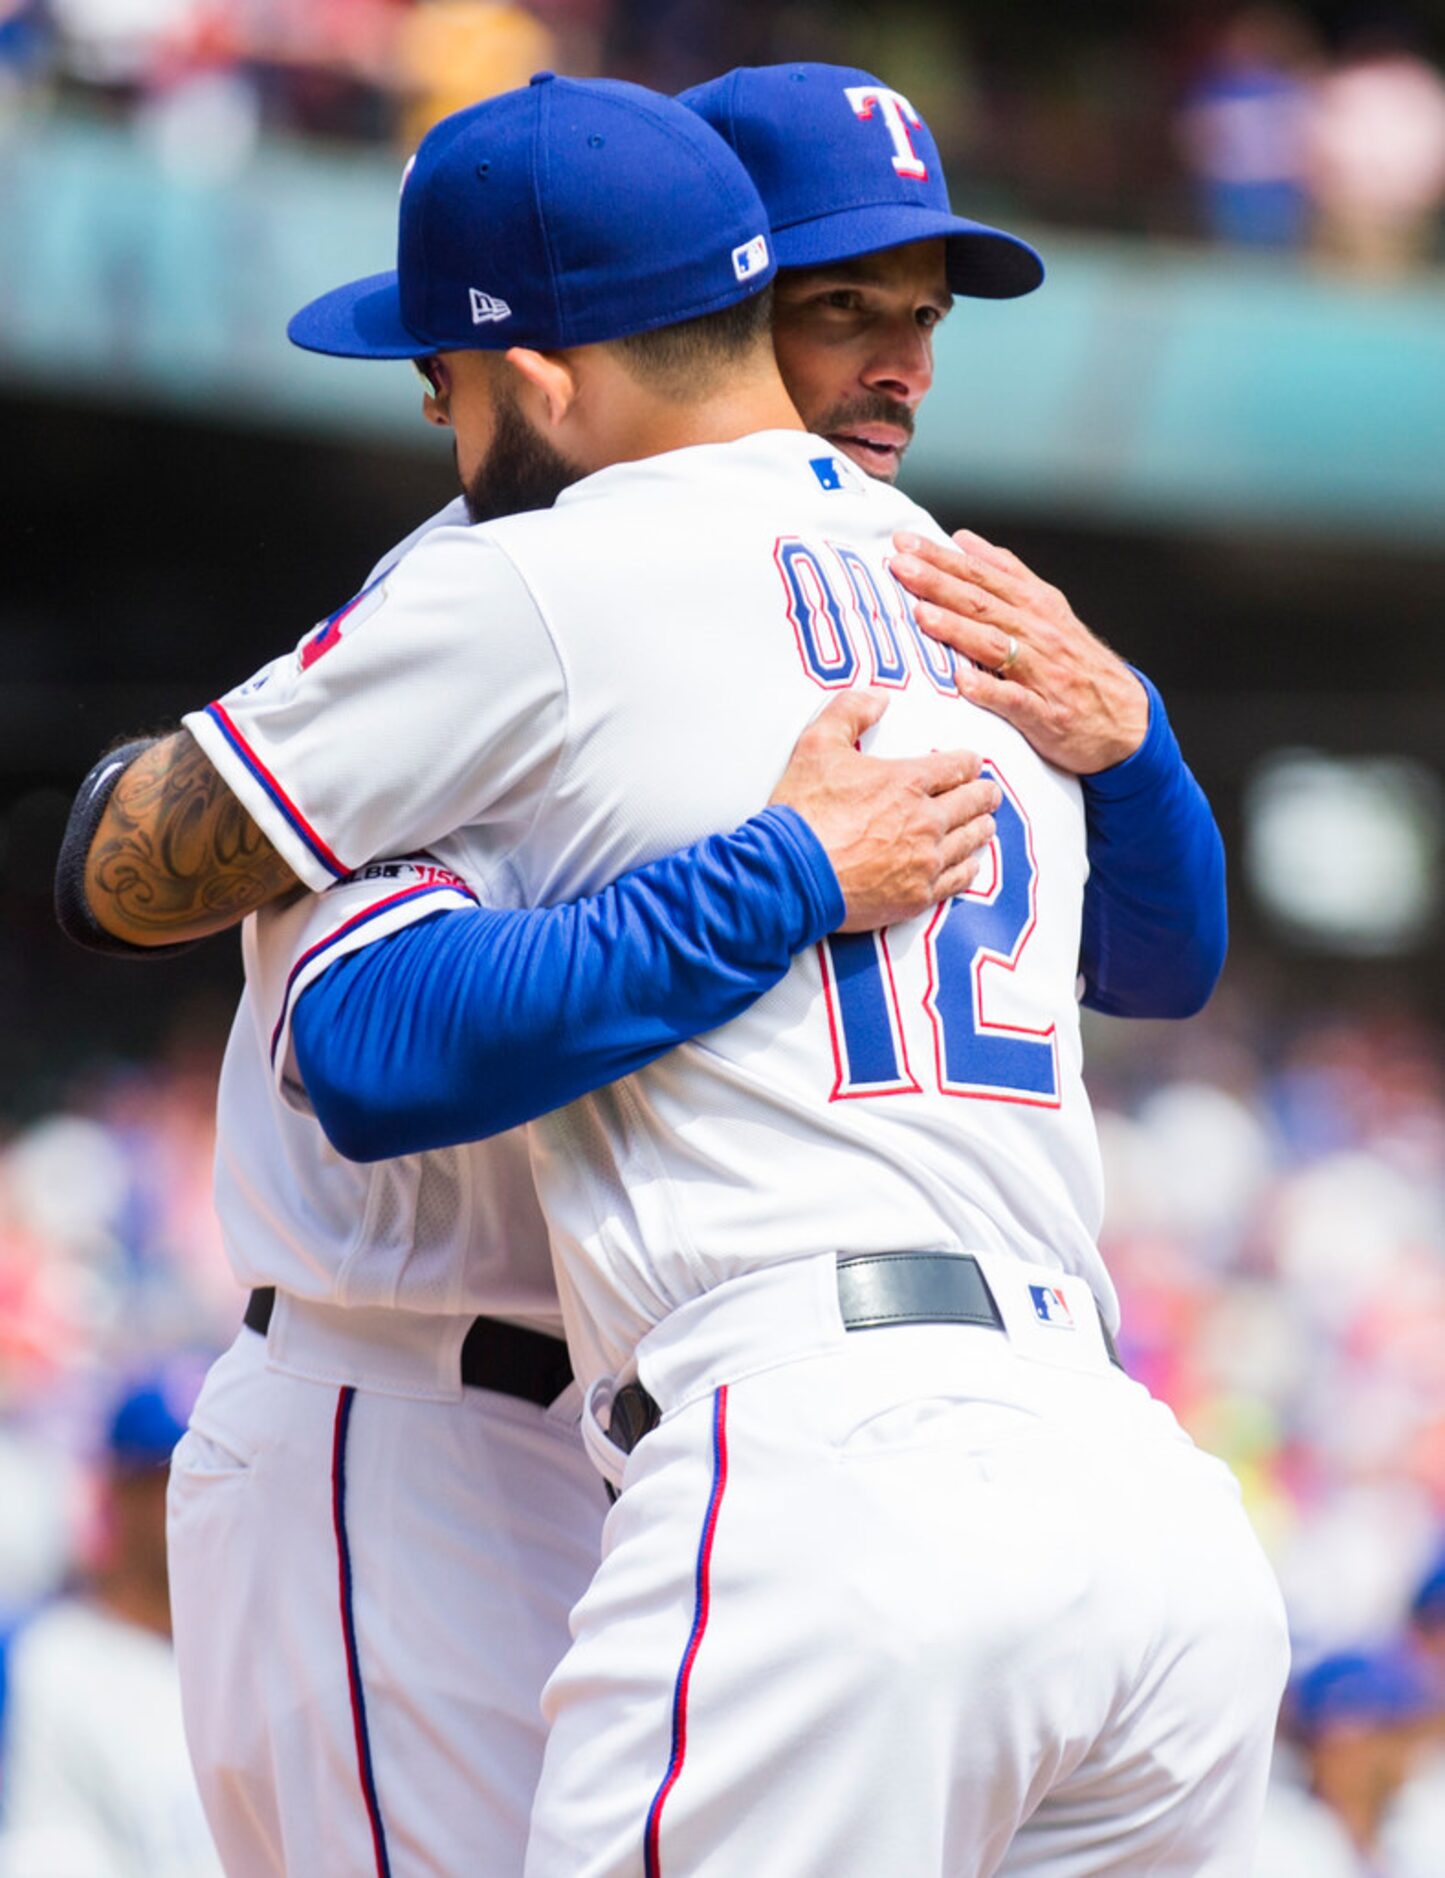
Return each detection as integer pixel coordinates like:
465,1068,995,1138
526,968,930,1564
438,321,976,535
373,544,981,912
1078,673,1226,1020
56,732,299,954
285,691,1002,1162
291,809,842,1160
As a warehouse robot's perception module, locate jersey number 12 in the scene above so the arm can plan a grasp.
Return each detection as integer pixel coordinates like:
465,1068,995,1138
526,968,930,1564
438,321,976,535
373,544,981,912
818,763,1060,1108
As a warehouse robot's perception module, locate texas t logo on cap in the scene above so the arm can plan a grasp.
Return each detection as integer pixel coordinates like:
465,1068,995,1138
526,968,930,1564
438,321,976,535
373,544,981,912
844,85,929,180
680,63,1042,300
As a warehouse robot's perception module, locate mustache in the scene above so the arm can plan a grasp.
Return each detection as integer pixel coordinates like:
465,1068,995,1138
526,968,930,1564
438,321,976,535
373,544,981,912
816,394,916,439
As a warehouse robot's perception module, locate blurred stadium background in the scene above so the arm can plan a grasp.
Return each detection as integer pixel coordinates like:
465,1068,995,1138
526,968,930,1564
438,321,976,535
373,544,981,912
2,1,1445,1871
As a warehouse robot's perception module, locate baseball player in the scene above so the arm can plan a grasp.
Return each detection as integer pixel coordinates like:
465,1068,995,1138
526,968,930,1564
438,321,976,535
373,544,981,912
52,66,1233,1876
74,84,1000,1878
160,74,1287,1875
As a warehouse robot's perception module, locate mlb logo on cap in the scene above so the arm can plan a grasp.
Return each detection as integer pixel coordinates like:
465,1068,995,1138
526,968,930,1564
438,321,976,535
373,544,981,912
732,234,770,281
1028,1284,1076,1330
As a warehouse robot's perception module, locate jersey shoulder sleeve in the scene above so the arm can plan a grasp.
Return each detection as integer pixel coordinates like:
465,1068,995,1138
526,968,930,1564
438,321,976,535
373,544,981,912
182,528,565,891
362,496,471,588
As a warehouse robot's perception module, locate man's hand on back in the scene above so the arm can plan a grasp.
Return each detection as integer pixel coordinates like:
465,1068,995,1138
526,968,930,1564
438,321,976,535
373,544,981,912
769,691,999,933
890,529,1149,775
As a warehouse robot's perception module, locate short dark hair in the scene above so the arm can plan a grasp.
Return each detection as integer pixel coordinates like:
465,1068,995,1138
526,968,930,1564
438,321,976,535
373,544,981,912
610,286,774,400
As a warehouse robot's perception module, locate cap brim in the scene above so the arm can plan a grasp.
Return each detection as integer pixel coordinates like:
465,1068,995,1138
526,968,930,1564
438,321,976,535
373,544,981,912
773,204,1043,299
287,271,431,359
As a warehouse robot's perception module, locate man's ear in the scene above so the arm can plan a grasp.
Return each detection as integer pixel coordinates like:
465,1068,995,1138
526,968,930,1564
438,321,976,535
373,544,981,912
504,348,577,428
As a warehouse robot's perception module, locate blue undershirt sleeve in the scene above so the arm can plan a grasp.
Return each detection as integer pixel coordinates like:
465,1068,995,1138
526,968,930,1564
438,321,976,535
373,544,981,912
1079,669,1227,1019
291,806,844,1162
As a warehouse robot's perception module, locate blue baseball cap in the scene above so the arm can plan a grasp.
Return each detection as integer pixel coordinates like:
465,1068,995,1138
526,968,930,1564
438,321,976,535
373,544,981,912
289,73,775,360
107,1366,199,1470
681,64,1043,299
1290,1648,1438,1740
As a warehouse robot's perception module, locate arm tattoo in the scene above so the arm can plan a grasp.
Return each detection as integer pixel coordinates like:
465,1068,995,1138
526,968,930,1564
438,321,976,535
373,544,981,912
86,730,300,942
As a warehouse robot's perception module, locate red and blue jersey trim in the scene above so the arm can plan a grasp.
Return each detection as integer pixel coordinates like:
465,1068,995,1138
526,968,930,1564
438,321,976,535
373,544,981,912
203,702,350,882
643,1385,730,1878
270,882,476,1068
332,1387,392,1878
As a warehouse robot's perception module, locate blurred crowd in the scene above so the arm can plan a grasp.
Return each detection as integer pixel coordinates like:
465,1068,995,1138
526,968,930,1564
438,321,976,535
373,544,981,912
1085,989,1445,1871
0,991,1443,1866
2,2,1443,274
0,1032,232,1873
1177,7,1445,276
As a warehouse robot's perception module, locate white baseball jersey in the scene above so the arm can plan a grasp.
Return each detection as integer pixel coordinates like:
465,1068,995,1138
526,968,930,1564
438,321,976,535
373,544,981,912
202,498,562,1332
185,430,1110,1387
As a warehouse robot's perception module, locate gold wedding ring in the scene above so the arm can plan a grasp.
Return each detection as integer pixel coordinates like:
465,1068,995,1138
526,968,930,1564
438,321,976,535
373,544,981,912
1000,634,1021,674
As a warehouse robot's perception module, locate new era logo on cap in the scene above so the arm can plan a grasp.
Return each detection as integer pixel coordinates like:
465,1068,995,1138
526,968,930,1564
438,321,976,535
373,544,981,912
732,233,769,282
1028,1284,1076,1329
469,288,512,325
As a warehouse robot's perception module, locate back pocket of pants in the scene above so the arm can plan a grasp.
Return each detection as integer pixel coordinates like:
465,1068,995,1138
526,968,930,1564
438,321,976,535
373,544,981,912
170,1424,254,1480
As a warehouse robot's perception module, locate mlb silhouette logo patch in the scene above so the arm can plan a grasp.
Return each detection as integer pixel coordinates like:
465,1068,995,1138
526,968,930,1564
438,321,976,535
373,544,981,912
1028,1284,1076,1330
810,456,844,492
732,234,769,281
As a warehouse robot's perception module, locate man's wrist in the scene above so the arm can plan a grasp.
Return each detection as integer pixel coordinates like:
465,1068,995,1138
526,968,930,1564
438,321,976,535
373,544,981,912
748,805,847,941
1082,669,1174,799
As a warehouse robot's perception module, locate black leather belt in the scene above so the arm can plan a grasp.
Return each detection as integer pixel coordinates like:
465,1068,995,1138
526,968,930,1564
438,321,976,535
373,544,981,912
243,1287,573,1409
607,1252,1121,1457
835,1250,1122,1368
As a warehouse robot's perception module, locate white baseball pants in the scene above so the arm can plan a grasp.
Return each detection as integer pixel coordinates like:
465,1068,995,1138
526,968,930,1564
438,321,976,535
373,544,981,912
168,1318,607,1877
527,1254,1290,1877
